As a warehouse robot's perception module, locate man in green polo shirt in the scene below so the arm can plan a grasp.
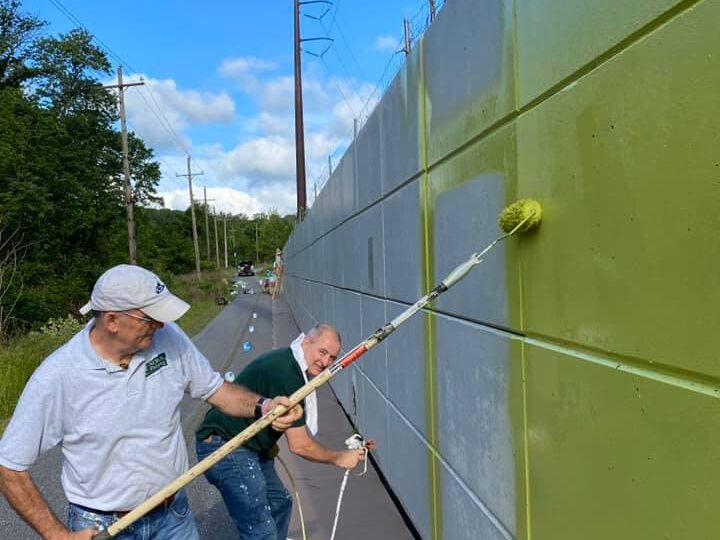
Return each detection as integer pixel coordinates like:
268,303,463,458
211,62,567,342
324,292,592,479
195,324,366,540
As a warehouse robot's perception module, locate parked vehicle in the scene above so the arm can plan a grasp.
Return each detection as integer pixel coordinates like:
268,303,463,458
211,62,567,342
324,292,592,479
237,260,254,276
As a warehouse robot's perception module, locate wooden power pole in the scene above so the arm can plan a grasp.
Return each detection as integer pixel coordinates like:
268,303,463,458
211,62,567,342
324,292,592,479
202,187,215,261
105,66,144,264
176,157,203,278
213,209,220,269
203,187,210,260
223,216,228,268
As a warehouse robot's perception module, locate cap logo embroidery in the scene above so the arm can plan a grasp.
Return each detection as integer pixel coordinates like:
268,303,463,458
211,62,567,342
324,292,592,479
155,281,165,294
145,353,168,378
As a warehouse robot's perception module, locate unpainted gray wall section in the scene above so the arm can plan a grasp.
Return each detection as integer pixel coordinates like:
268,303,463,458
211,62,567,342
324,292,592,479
358,295,388,393
380,53,422,195
433,175,510,327
387,406,432,540
385,301,427,436
423,0,516,164
355,372,390,469
434,314,517,536
356,204,386,296
356,109,383,211
384,181,423,303
440,460,512,540
338,146,357,224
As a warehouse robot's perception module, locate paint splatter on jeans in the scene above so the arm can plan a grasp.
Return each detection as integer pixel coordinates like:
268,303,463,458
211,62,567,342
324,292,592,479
197,436,292,540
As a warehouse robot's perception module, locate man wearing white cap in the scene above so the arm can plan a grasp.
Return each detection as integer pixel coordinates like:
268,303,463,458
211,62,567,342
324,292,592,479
0,264,301,540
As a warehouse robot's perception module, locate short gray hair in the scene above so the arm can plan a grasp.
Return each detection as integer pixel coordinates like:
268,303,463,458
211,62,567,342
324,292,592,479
306,323,341,344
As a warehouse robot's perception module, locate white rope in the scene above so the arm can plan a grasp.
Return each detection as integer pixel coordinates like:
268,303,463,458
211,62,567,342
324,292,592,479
330,435,369,540
330,469,351,540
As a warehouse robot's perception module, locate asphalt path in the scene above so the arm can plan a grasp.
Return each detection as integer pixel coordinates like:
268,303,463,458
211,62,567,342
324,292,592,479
0,277,415,539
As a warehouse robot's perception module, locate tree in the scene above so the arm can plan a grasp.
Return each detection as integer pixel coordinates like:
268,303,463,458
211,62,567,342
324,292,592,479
0,225,25,339
0,0,43,88
0,1,162,330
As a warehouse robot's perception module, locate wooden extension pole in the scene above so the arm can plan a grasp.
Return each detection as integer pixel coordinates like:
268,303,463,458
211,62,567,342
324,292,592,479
92,218,539,538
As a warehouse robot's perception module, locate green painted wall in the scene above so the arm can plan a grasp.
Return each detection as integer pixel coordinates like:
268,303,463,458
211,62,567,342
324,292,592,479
285,0,720,538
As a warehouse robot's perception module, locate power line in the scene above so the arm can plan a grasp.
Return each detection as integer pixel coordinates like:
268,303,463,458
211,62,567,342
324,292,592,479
45,0,190,157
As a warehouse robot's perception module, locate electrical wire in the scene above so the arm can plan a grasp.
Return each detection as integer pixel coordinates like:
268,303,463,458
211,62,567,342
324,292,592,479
45,0,191,157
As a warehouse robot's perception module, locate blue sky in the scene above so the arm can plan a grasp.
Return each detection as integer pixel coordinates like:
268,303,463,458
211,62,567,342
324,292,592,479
22,0,440,216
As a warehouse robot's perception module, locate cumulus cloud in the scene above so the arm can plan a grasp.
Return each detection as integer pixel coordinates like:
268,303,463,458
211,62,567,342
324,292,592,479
121,75,235,151
148,51,385,214
374,35,401,52
219,136,296,181
159,183,296,216
219,56,277,90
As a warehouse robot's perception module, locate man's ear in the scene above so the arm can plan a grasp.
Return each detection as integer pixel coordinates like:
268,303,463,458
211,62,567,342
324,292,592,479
102,312,122,333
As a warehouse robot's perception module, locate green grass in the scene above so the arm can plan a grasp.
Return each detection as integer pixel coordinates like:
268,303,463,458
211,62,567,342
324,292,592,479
0,330,73,420
0,268,233,427
170,269,233,336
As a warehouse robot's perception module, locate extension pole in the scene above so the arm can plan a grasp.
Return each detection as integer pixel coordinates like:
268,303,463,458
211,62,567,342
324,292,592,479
94,213,537,539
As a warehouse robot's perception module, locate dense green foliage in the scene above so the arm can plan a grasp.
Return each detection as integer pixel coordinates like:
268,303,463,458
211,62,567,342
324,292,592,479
0,1,294,337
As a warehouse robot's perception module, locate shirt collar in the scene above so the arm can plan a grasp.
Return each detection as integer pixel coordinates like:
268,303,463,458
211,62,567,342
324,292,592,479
80,319,147,373
290,333,308,377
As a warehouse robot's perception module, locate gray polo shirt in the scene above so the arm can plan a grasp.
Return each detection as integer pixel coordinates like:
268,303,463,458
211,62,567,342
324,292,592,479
0,321,223,510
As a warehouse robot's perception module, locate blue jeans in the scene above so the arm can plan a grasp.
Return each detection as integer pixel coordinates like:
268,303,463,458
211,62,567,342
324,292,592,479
67,488,199,540
196,436,292,540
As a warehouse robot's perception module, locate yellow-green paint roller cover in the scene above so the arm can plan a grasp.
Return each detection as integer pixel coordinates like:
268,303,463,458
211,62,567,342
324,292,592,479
498,198,543,234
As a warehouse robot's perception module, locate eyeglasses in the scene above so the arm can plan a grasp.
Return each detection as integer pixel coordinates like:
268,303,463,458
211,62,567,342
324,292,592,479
119,311,160,326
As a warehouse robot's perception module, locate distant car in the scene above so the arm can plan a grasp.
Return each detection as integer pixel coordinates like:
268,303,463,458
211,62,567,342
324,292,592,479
237,260,254,276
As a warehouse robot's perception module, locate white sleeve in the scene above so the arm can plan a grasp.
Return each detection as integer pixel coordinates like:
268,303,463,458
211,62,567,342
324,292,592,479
169,323,223,400
0,369,65,471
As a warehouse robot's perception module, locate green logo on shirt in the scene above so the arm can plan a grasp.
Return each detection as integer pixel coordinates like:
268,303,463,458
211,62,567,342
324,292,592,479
145,353,168,378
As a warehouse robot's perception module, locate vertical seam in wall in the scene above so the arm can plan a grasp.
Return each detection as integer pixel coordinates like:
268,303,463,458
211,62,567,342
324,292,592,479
511,0,521,111
418,38,442,540
519,257,532,540
511,2,531,537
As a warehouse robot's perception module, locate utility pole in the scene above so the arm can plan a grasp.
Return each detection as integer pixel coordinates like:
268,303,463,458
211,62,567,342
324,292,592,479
104,66,144,264
176,157,203,278
293,0,307,220
429,0,436,21
230,224,236,266
403,18,412,55
203,187,210,260
213,209,220,269
255,221,260,263
223,216,228,268
202,187,215,261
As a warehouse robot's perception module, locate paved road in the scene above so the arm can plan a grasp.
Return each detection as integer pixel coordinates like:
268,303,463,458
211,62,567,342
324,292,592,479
0,278,416,539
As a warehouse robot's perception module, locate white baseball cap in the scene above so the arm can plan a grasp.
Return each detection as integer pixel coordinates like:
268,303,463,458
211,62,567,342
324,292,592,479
79,264,190,322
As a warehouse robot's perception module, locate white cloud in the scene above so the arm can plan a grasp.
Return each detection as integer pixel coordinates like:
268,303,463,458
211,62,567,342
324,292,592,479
258,111,292,135
375,34,401,52
121,75,235,152
159,183,296,216
219,56,277,89
219,136,295,180
148,53,383,215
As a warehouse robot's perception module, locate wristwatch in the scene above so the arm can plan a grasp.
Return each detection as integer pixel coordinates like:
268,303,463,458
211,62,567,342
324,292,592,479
254,397,268,419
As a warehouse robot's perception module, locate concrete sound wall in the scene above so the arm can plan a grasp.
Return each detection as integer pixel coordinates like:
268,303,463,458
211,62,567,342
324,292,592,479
283,1,720,538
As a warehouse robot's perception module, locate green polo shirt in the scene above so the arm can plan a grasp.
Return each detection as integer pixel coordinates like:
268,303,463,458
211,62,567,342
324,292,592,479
196,347,306,454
